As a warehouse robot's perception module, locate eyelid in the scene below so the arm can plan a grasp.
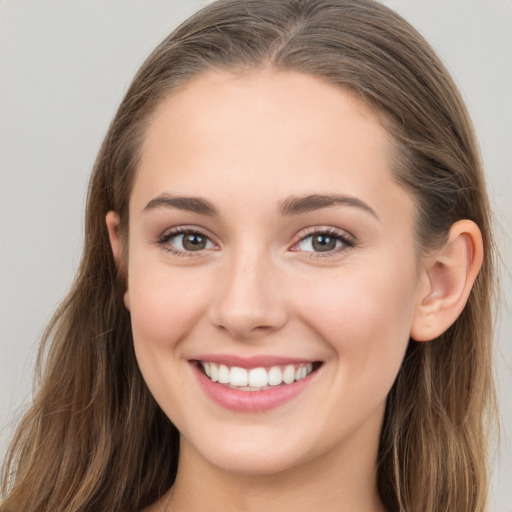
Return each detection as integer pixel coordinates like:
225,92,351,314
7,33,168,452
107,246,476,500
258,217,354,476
155,225,219,256
289,226,356,256
154,224,356,258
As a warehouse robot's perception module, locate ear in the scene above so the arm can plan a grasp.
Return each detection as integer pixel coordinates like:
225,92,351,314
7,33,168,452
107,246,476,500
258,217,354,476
106,211,122,263
106,211,130,310
410,219,483,342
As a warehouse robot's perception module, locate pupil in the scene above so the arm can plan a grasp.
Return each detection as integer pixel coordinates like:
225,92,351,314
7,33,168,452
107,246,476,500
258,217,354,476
183,234,206,251
312,234,336,252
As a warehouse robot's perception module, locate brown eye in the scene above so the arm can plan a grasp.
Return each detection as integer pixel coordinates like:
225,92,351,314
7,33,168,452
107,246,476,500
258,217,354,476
311,234,337,252
162,230,215,253
182,233,208,251
293,229,354,255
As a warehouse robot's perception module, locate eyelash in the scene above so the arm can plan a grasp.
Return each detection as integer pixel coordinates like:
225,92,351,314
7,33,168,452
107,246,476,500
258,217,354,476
155,226,355,258
156,226,216,258
292,227,356,259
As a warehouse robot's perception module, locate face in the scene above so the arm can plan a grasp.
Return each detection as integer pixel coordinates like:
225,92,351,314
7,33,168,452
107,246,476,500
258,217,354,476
115,70,426,476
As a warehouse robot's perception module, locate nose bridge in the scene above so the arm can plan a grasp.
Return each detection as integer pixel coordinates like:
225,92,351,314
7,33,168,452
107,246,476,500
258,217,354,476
208,243,286,339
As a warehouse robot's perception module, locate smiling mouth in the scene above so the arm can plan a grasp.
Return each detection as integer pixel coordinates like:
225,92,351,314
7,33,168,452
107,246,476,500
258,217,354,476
194,361,323,391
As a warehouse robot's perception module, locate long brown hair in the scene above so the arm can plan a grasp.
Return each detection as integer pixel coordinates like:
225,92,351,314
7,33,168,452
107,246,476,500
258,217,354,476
1,1,496,510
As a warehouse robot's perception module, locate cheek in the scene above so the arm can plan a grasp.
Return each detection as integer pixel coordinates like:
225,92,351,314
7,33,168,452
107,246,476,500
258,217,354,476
127,261,210,351
297,259,418,374
126,260,214,415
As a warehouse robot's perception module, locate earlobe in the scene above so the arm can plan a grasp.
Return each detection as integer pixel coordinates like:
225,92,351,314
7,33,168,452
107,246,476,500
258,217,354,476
410,220,483,342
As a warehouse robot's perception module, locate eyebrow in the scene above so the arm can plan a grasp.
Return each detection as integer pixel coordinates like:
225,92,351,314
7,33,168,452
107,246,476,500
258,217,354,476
278,194,378,219
142,192,378,220
143,194,218,216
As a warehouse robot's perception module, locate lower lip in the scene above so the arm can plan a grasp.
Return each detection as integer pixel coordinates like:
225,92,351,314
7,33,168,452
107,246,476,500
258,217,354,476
191,363,319,413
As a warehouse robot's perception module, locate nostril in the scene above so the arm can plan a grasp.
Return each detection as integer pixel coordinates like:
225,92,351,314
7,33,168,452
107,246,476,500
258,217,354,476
209,305,287,340
252,325,275,333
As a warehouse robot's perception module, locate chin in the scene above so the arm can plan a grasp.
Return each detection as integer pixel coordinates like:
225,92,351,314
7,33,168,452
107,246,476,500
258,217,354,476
184,428,316,477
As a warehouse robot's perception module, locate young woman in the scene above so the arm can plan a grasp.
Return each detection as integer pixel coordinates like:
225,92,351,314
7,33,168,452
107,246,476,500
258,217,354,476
1,1,497,511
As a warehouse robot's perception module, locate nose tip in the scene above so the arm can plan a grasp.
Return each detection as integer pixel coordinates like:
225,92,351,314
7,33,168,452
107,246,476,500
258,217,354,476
207,260,287,340
212,303,286,340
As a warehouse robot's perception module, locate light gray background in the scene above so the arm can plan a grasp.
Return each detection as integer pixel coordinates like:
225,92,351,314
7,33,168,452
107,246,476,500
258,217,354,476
1,1,510,510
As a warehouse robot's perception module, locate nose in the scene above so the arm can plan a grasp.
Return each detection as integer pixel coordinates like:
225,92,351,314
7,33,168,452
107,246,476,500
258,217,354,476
207,249,288,340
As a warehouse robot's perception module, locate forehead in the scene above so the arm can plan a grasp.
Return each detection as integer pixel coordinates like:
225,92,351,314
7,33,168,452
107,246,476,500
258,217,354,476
132,69,413,226
143,69,386,162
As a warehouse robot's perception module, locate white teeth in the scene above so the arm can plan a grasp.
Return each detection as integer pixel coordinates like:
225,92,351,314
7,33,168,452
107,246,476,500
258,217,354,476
282,365,295,384
218,364,230,384
268,366,283,386
248,367,268,387
230,366,248,387
210,363,218,382
199,361,316,390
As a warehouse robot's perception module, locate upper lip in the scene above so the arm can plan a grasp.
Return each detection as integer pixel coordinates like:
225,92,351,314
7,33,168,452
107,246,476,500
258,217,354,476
190,354,319,369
